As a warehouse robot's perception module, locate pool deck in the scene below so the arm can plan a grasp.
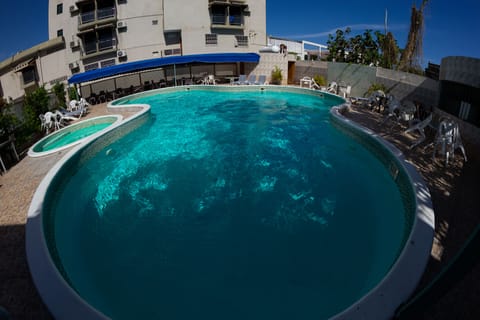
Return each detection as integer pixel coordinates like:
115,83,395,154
0,100,479,319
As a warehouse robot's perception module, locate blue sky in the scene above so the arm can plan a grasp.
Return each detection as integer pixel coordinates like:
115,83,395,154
0,1,479,66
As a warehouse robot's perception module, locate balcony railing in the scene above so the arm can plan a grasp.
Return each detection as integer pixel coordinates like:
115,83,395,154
79,7,116,26
84,38,116,55
99,38,116,51
211,14,226,25
229,14,242,25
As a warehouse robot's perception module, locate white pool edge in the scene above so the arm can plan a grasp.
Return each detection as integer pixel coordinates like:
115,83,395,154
330,103,435,320
25,87,434,319
26,104,150,320
28,115,124,158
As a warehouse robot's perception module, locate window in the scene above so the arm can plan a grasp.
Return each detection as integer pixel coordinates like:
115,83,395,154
57,3,63,14
84,62,99,71
57,29,63,37
205,34,218,45
229,6,242,25
152,20,158,25
164,31,181,46
235,35,248,47
22,68,36,85
211,6,226,25
164,48,181,56
101,59,116,68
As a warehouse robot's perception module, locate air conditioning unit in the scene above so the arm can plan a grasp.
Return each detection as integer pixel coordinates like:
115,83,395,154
70,40,80,48
69,5,78,12
117,21,127,29
69,62,79,69
117,50,127,58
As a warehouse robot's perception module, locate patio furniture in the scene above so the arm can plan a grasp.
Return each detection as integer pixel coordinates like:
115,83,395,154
339,85,351,98
431,119,467,165
255,75,267,85
404,113,433,149
234,74,248,85
246,74,256,85
325,81,338,94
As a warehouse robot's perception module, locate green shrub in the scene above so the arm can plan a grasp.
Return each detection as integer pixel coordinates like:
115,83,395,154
68,86,78,101
52,82,66,108
365,83,388,97
0,98,19,140
270,66,283,85
313,75,327,86
23,87,49,132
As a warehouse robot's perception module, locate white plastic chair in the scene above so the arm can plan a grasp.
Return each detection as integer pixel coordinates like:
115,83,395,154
43,112,54,133
326,81,338,94
381,95,402,126
69,100,79,111
339,85,351,98
432,119,467,165
404,113,433,149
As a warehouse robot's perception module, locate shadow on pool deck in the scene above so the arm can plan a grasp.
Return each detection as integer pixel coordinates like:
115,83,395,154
0,102,479,319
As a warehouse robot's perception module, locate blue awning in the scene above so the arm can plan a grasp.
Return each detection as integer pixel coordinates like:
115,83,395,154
68,52,260,84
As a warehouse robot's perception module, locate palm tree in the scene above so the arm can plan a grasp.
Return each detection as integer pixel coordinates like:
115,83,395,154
398,0,429,72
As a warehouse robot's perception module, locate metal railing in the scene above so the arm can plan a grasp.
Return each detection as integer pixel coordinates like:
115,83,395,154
211,14,226,25
79,7,116,25
84,38,116,55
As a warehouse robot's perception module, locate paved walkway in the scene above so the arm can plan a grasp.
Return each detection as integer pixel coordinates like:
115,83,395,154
0,101,479,319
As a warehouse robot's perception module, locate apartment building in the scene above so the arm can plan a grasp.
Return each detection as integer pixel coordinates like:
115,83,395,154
0,0,266,102
51,0,266,73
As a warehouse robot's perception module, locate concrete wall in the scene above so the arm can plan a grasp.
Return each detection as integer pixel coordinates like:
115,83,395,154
327,62,377,97
251,52,288,85
376,67,439,108
294,61,328,84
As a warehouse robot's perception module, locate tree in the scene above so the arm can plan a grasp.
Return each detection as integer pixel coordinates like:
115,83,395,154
23,87,50,132
0,98,19,140
52,82,67,109
398,0,429,72
376,31,400,69
326,28,351,62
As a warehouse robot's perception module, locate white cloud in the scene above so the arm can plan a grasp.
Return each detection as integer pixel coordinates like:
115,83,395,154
285,23,408,39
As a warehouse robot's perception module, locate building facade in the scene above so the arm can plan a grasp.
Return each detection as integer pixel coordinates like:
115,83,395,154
0,0,266,102
50,0,266,74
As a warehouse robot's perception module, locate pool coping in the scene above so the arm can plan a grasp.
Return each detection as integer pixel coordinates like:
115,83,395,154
28,115,123,158
26,103,150,320
25,86,434,320
330,102,435,319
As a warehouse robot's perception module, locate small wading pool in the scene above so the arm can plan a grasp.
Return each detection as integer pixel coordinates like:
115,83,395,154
28,115,122,157
26,86,434,320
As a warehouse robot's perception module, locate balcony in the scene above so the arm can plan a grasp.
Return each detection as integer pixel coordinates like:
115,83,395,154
209,0,246,5
211,14,244,29
83,38,117,57
78,7,116,29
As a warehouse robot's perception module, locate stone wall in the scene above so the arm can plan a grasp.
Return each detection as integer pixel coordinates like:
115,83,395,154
253,53,289,85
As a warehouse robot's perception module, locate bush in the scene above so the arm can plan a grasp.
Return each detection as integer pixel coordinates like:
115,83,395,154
365,83,388,97
313,75,327,86
270,66,283,85
23,87,50,133
68,86,78,101
52,82,66,109
0,98,19,140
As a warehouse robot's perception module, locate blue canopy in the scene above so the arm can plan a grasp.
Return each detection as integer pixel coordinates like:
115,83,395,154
68,52,260,84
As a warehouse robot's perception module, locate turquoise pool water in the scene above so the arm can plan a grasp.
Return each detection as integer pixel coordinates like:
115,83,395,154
46,90,408,319
34,123,111,152
29,116,120,157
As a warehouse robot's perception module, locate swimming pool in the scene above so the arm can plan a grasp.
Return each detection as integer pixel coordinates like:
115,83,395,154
26,86,434,320
28,115,122,157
